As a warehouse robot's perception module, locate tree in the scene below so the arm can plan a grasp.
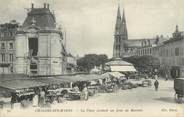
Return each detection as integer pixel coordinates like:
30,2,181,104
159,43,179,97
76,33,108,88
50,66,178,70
124,55,160,73
77,54,108,72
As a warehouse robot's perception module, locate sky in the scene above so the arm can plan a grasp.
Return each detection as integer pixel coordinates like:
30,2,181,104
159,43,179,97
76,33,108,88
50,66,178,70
0,0,184,58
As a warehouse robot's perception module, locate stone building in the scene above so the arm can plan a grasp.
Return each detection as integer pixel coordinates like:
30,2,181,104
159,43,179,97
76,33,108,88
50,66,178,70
157,26,184,78
135,25,184,78
14,3,66,76
0,20,19,74
136,36,168,57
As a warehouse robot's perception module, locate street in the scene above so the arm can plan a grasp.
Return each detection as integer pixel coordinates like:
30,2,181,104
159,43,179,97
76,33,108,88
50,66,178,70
2,78,184,117
50,78,184,117
57,78,175,106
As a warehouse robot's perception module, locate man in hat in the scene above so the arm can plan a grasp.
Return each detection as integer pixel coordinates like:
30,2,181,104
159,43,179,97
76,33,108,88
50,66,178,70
154,79,159,91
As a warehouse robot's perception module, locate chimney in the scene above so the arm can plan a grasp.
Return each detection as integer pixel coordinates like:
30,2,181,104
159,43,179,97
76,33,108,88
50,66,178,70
44,3,46,8
31,3,34,9
47,4,49,9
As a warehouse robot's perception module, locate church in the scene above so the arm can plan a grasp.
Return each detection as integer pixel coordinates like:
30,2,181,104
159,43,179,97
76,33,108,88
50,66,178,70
113,5,160,58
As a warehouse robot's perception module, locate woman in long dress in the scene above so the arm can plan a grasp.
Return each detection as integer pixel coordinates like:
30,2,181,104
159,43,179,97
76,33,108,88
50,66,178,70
39,90,45,107
82,84,88,100
32,94,38,107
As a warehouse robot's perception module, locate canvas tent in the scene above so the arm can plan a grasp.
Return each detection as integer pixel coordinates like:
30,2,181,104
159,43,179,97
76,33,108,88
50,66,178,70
56,74,102,82
0,79,47,92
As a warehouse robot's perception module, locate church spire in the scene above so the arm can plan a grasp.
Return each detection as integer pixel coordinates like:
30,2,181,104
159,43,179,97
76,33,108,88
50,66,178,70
115,4,121,35
122,9,126,23
120,8,128,39
113,4,123,58
117,4,121,19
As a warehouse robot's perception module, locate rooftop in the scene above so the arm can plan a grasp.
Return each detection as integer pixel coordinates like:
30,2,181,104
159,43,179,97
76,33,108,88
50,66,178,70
22,3,56,29
0,22,19,40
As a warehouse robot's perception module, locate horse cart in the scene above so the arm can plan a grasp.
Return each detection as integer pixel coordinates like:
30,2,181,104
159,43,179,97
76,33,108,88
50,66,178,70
174,78,184,103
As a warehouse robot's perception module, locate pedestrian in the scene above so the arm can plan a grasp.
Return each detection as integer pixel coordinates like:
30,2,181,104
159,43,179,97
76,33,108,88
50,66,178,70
154,80,159,91
165,74,168,81
99,79,103,85
145,74,149,79
32,93,39,107
39,89,45,107
10,93,17,109
154,74,158,80
82,84,88,101
74,84,80,93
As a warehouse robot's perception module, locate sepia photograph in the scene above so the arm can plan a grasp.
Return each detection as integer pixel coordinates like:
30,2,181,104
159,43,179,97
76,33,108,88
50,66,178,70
0,0,184,117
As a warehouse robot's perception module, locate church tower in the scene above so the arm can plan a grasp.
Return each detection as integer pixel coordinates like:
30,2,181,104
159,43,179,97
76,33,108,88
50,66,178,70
113,6,128,58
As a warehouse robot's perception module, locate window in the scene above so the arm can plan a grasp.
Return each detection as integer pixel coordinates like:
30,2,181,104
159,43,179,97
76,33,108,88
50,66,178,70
9,54,13,62
175,48,179,56
9,43,13,49
29,38,38,56
159,48,162,56
142,49,144,55
182,58,184,65
150,48,152,54
1,33,4,38
10,32,12,37
166,49,168,57
1,53,5,62
1,43,5,49
116,45,120,50
117,38,120,43
116,45,118,49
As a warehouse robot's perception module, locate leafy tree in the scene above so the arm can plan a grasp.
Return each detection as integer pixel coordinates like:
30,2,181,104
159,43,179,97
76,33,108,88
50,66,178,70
124,55,160,73
77,54,108,72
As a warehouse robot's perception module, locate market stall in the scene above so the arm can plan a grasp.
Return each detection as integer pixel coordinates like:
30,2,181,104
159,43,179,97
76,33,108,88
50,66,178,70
0,79,47,108
56,74,103,99
99,72,125,93
0,79,47,95
31,77,72,103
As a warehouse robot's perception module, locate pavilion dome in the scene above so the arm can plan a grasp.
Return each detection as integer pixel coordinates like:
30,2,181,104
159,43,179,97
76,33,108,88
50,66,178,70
105,58,133,66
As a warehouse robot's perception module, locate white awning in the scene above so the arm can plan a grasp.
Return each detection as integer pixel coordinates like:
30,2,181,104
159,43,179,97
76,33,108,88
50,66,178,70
110,66,136,72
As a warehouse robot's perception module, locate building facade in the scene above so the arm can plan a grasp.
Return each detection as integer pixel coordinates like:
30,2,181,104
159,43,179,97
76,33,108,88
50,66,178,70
136,35,168,57
0,21,19,74
14,3,66,76
112,5,184,78
157,26,184,78
66,53,77,73
136,26,184,78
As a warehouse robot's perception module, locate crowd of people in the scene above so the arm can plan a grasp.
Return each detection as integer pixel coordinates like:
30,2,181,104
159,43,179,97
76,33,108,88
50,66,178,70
10,82,91,109
8,71,166,109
